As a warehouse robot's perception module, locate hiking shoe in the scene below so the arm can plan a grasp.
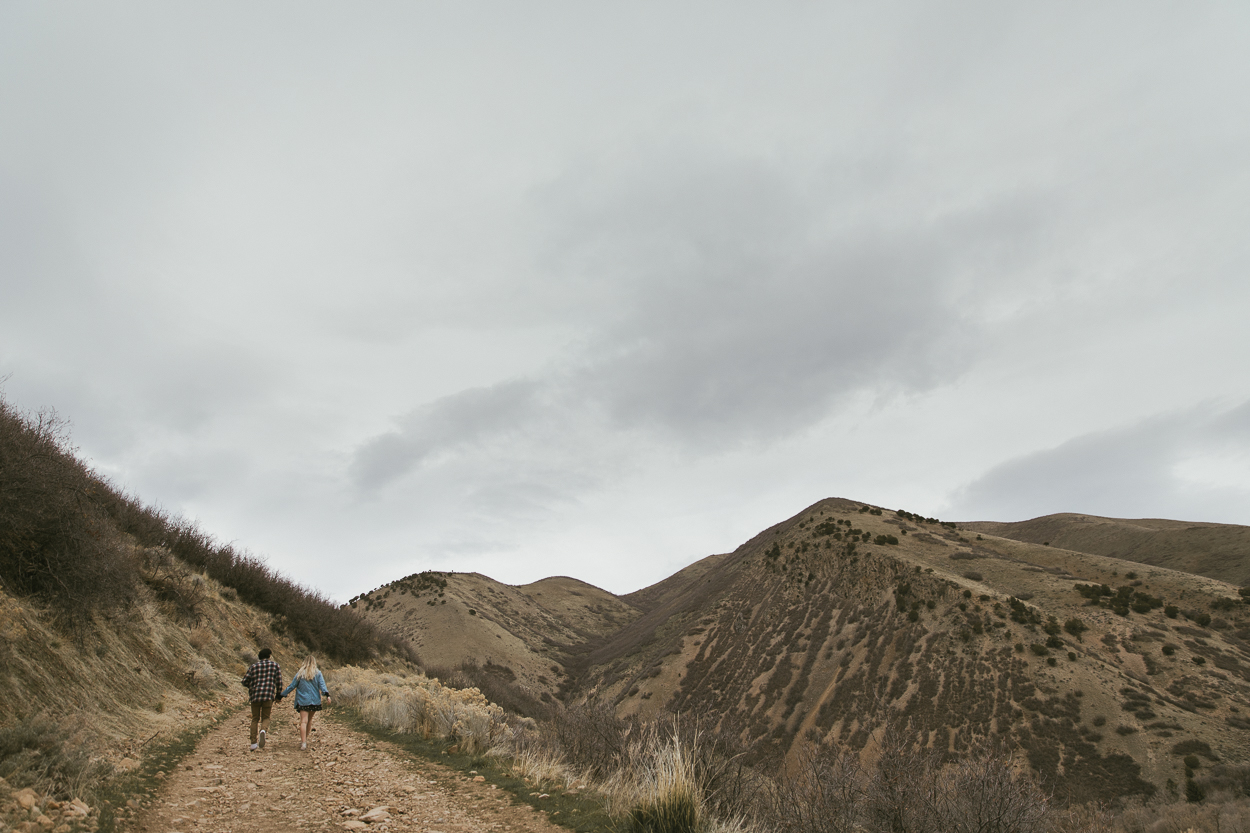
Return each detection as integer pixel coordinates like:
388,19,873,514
258,729,266,749
250,743,259,751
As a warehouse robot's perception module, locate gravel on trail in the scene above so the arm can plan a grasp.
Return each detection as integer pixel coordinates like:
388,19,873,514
132,706,566,833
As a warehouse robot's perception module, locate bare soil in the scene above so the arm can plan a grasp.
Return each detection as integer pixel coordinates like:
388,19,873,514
130,708,563,833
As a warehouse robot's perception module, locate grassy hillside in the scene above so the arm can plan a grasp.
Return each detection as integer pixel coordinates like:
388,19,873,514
344,570,641,713
0,394,417,816
355,498,1250,805
594,499,1250,800
964,513,1250,587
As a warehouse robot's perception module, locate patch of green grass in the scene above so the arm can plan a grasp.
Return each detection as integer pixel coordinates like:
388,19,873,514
333,709,615,833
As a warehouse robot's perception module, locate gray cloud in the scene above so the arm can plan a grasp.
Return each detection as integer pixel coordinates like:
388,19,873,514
350,380,544,489
5,3,1250,600
946,400,1250,523
349,150,1063,493
553,157,1048,443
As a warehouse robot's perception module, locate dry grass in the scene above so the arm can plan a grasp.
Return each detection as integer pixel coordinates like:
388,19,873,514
340,672,761,832
0,549,326,806
332,667,511,755
511,740,570,786
0,716,111,801
619,735,705,832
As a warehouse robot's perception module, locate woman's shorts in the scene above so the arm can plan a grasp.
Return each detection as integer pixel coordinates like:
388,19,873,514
295,704,323,713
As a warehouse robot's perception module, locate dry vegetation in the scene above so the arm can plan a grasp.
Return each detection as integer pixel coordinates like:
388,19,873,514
0,395,411,664
0,393,418,828
965,514,1250,587
335,669,1250,833
352,497,1250,825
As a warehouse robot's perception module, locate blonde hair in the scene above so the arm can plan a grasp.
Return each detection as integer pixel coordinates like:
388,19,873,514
296,655,320,681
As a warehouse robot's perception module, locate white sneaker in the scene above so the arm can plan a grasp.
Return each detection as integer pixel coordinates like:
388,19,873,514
250,743,259,751
300,742,307,751
258,729,266,749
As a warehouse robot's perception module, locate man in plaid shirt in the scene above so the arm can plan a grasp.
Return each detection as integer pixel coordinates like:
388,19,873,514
241,648,283,751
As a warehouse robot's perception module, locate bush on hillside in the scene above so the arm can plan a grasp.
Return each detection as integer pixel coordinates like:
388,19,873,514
426,659,552,721
1064,618,1088,640
0,393,411,664
765,742,863,833
1185,610,1212,628
0,399,138,629
552,700,636,780
861,729,1051,833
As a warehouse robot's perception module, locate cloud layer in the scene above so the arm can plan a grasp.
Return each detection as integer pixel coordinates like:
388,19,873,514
947,401,1250,523
3,3,1249,599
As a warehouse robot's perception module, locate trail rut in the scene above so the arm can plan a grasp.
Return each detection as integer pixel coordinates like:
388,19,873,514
130,707,565,833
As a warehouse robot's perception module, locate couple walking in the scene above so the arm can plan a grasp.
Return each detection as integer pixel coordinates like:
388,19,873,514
241,649,331,752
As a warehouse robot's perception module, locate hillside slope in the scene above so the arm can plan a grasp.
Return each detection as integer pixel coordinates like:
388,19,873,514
357,498,1250,805
964,513,1250,587
0,541,317,779
585,499,1250,801
347,571,640,695
0,394,415,816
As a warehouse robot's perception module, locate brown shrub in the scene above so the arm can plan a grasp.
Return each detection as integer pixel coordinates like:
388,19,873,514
766,743,863,833
0,398,139,629
551,699,636,780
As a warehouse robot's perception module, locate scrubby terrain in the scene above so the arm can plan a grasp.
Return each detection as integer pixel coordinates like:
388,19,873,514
354,498,1250,805
965,513,1250,587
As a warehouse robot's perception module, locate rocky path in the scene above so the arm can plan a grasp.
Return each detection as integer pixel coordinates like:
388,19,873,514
131,707,565,833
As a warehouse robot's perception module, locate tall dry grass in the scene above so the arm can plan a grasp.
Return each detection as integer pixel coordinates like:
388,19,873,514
0,716,111,801
616,730,706,833
332,667,511,755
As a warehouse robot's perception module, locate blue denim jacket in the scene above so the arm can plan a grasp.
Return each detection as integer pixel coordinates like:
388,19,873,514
280,671,329,707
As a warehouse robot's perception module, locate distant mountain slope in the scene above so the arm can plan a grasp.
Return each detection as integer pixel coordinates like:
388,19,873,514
354,498,1250,804
963,514,1250,587
346,571,640,694
583,499,1250,801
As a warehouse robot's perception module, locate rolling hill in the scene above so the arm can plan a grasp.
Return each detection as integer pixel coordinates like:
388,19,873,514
346,570,640,694
352,497,1250,804
963,513,1250,587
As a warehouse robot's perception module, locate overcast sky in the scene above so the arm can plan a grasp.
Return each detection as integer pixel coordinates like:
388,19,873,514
3,3,1249,602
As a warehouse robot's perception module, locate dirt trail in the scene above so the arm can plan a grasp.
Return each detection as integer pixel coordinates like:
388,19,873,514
131,707,565,833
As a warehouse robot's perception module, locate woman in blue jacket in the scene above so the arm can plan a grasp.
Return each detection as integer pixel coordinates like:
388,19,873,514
280,655,331,751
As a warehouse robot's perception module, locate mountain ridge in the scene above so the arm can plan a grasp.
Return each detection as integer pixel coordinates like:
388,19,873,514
352,498,1250,804
964,512,1250,587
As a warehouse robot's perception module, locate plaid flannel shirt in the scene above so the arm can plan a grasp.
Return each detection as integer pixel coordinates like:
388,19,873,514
241,658,283,703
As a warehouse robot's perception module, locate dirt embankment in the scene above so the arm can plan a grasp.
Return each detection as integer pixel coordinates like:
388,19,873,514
131,708,562,833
